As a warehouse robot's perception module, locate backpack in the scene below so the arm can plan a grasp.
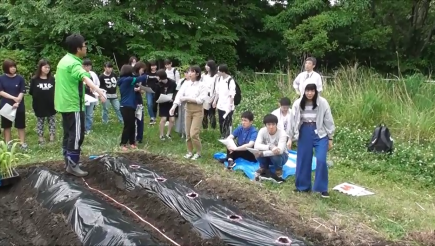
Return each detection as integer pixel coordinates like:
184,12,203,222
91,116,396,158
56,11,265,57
226,77,242,106
173,68,178,79
367,124,394,153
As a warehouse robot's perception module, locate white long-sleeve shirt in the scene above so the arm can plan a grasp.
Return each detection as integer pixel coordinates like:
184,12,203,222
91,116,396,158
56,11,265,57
166,68,181,82
293,71,322,94
173,80,207,106
254,127,288,157
271,108,291,136
216,76,236,112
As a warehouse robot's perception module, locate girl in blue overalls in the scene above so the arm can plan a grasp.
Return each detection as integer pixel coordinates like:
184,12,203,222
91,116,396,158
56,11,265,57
288,82,335,198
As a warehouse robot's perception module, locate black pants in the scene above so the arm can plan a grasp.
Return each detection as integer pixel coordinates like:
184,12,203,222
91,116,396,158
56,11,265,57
202,108,216,129
226,149,257,163
62,112,85,165
120,107,136,145
218,109,233,138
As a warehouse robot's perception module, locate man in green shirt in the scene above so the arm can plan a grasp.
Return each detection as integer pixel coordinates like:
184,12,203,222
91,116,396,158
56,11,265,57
55,34,106,177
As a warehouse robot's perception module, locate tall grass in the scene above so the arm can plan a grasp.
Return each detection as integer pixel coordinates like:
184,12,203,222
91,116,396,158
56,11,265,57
239,66,435,143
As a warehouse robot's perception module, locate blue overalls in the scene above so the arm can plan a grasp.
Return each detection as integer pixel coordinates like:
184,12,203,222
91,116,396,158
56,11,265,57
295,122,329,192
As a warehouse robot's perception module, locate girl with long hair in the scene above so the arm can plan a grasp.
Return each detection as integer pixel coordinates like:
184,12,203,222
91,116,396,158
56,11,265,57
29,59,56,145
288,82,335,198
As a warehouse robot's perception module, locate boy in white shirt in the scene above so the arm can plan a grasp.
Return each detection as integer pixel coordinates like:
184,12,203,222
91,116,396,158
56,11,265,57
164,59,181,82
271,97,291,136
293,57,323,95
212,64,236,139
253,114,288,181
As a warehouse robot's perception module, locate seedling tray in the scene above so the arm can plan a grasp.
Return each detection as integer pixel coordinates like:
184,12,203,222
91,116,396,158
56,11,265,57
0,169,21,187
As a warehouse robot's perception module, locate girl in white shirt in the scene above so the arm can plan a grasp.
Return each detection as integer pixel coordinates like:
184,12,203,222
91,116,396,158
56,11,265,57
169,66,207,160
202,60,218,129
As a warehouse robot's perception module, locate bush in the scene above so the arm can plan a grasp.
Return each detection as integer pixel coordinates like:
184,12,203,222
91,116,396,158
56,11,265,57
0,49,34,80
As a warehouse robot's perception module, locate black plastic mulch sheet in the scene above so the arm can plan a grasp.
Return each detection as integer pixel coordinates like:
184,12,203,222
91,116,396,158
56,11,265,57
28,167,163,246
101,156,307,246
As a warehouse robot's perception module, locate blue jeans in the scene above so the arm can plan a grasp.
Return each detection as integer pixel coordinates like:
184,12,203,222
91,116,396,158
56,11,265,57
85,102,96,132
295,123,329,192
146,92,155,119
257,153,287,172
102,98,123,123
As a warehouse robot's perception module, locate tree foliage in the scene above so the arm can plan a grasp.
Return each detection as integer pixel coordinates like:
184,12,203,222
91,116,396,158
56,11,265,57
0,0,434,77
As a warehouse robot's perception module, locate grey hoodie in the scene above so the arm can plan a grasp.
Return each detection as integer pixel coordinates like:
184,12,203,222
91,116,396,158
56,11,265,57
288,83,335,141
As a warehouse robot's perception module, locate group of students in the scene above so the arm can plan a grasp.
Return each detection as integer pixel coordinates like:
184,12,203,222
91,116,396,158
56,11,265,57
220,57,335,197
0,33,336,196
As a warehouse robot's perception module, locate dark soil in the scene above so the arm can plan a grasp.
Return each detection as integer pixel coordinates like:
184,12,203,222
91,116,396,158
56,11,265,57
79,159,226,246
0,167,81,246
117,152,421,246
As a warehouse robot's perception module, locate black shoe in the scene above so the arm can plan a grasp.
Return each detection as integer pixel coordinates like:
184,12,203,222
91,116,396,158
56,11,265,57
293,189,311,193
321,192,330,198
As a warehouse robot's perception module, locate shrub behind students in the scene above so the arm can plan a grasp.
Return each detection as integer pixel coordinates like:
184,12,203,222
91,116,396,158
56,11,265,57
29,59,56,145
118,64,148,151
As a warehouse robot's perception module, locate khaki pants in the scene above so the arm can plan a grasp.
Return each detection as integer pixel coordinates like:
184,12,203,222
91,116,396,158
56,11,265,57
185,103,204,153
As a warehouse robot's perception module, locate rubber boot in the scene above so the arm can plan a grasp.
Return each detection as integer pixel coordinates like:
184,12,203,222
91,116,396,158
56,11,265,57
66,157,88,177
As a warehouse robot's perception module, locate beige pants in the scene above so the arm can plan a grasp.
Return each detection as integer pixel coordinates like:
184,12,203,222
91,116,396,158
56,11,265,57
185,103,204,153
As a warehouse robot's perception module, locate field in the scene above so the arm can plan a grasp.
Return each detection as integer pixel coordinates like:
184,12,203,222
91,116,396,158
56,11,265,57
1,67,435,246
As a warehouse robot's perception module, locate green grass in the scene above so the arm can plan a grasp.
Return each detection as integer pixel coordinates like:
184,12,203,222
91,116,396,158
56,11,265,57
17,67,435,244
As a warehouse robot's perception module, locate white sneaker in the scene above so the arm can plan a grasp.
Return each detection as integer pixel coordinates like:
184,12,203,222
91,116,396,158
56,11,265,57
191,154,201,160
165,121,169,126
184,153,193,159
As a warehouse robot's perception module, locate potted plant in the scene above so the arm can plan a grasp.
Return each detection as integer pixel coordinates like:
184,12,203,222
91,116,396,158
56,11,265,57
0,140,29,187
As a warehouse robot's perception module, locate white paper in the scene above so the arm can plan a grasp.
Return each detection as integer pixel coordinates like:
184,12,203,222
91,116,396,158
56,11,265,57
85,94,98,106
333,182,375,197
247,148,260,154
218,138,237,150
140,85,155,93
135,105,143,120
156,94,173,103
0,104,16,122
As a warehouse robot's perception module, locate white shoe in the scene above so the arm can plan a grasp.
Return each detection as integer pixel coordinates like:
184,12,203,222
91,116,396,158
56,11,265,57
191,154,201,160
165,121,169,126
184,153,193,159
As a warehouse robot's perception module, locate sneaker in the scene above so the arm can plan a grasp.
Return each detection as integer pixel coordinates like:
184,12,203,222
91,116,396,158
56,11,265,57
137,139,143,144
121,145,128,151
149,119,156,125
184,153,193,159
85,131,90,135
321,192,330,198
294,189,311,193
191,154,201,160
275,169,283,178
130,144,137,149
160,136,166,141
227,160,236,170
66,163,88,177
165,121,169,126
254,167,266,181
38,140,44,146
20,143,28,151
166,135,172,140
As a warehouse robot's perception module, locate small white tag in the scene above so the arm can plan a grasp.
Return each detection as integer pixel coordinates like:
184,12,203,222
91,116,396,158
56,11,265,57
314,129,318,134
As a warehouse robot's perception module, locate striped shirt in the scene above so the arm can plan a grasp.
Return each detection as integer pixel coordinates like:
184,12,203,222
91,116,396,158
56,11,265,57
301,102,317,122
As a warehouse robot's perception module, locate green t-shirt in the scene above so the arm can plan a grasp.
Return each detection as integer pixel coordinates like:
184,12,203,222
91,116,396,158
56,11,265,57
54,53,90,112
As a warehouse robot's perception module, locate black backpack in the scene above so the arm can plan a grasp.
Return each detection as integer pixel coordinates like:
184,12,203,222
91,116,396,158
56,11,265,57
227,77,242,106
367,124,393,153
